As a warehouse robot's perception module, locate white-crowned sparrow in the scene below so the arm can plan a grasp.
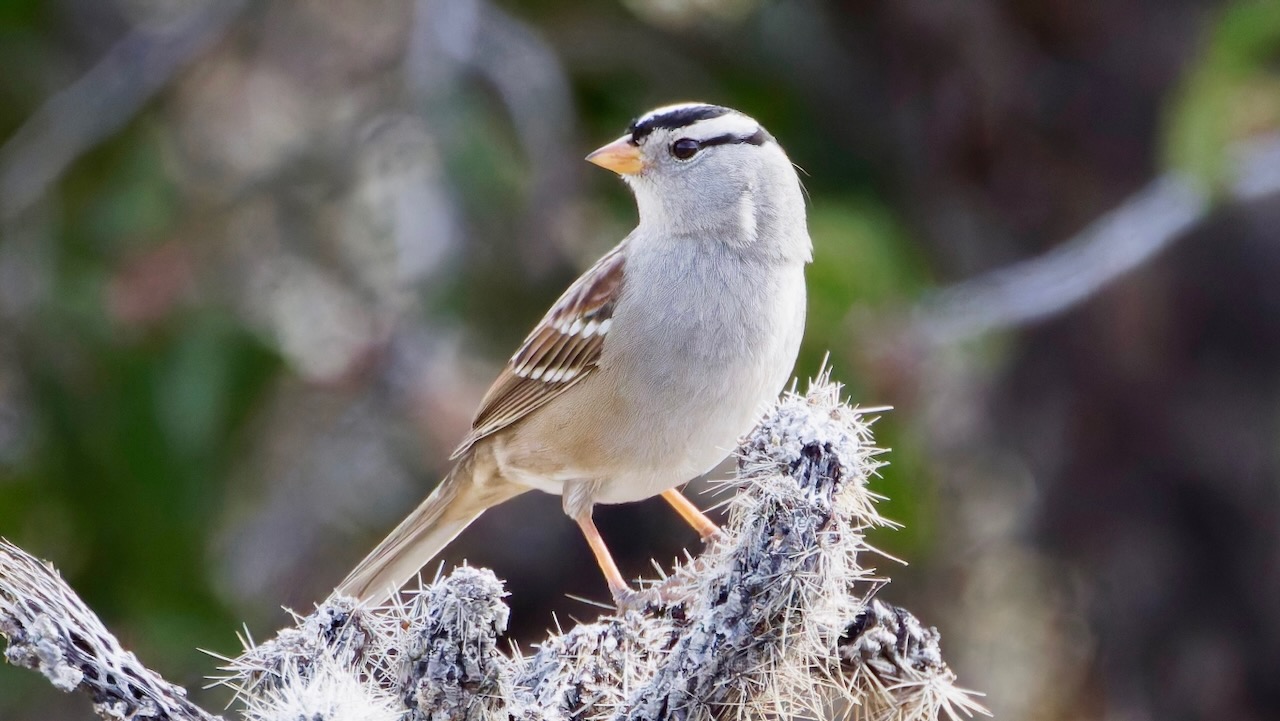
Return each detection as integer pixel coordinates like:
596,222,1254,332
338,103,811,605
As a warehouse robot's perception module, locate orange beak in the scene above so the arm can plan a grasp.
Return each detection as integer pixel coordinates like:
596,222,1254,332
586,136,645,175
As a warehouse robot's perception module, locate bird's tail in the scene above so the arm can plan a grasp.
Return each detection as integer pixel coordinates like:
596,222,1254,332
335,457,523,605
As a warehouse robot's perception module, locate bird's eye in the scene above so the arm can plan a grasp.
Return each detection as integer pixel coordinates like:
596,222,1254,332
670,138,700,160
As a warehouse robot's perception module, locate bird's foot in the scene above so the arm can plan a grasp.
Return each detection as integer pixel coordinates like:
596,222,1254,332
610,584,647,613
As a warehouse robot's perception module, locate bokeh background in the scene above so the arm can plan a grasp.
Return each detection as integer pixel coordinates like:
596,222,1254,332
2,0,1279,719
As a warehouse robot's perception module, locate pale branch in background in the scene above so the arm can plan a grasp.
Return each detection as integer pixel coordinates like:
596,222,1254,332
0,0,249,222
1230,135,1280,202
407,0,578,272
1,375,985,721
910,134,1280,348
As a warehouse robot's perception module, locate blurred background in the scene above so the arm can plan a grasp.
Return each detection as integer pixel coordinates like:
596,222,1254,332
2,0,1279,719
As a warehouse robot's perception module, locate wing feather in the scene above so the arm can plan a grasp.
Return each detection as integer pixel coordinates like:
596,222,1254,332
452,246,626,458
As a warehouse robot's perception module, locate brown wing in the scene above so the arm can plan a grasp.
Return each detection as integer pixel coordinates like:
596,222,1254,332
451,245,626,458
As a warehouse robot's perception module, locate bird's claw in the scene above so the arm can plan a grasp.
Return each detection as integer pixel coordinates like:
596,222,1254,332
611,585,645,613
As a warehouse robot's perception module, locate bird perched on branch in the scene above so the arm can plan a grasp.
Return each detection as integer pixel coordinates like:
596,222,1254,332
338,103,812,605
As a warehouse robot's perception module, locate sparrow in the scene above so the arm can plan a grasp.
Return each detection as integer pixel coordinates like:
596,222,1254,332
338,103,811,605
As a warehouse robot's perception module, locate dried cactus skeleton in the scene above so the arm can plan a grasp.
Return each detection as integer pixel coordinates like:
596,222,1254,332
0,541,223,721
1,373,986,721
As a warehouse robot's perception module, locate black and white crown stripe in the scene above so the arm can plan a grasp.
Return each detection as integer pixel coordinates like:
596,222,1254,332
628,103,773,148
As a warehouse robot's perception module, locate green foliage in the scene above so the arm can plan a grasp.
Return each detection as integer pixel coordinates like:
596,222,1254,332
799,198,935,559
1164,0,1280,188
805,197,927,338
0,119,281,719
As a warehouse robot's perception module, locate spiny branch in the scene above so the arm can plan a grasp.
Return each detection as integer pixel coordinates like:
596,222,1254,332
2,373,985,721
0,539,224,721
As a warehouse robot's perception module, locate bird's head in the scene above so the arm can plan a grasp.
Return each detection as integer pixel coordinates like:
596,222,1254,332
587,103,809,262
